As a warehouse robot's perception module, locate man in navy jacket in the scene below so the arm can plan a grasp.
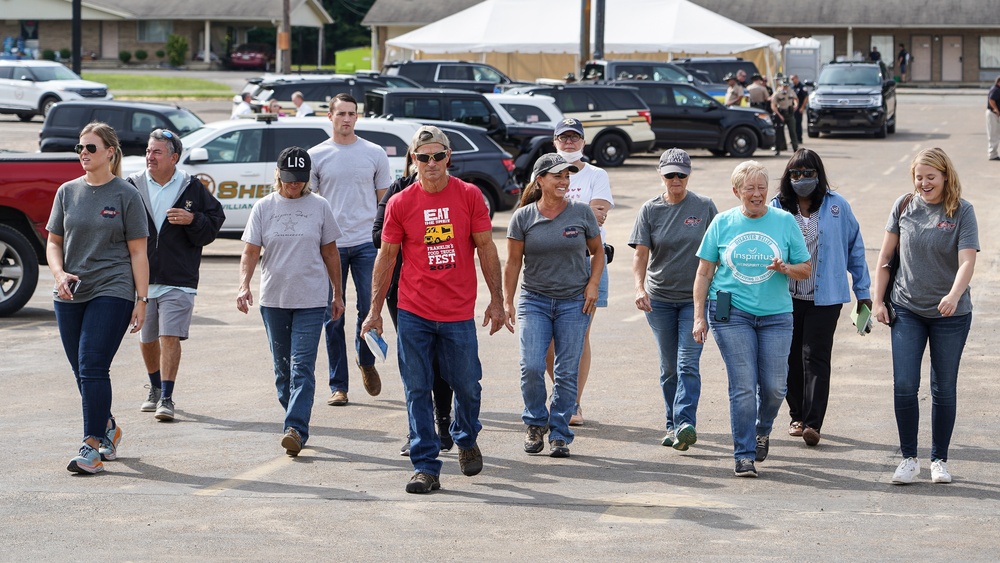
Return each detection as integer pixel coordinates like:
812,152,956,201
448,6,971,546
127,129,225,421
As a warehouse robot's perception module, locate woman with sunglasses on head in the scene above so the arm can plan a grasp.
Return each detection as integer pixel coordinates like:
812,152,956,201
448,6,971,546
872,148,978,485
504,154,603,458
770,148,870,448
47,122,149,474
629,148,717,451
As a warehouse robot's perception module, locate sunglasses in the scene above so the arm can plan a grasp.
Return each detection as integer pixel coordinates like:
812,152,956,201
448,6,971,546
555,133,583,143
414,151,448,163
74,143,102,154
789,168,817,180
663,172,688,180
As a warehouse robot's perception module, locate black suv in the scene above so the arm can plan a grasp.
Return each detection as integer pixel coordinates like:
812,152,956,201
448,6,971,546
806,62,897,138
422,120,519,215
614,80,775,158
40,100,204,155
364,88,554,185
382,60,521,93
249,75,419,115
581,59,697,83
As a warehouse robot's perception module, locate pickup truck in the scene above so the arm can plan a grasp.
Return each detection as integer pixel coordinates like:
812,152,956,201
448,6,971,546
0,152,81,316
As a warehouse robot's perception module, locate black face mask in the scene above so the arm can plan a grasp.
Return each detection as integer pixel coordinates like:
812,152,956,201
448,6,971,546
791,177,819,198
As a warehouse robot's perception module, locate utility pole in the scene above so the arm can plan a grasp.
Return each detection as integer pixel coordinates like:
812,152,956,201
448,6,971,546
279,0,291,73
71,0,81,74
580,0,591,68
593,0,605,60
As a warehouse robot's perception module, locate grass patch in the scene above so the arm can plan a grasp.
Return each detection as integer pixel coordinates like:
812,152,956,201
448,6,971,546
82,73,232,93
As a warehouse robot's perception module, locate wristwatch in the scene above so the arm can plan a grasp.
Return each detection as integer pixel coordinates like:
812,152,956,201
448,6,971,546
137,296,149,303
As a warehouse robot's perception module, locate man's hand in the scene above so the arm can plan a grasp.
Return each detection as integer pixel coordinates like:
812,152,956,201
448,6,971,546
166,208,194,226
361,311,383,337
483,300,512,335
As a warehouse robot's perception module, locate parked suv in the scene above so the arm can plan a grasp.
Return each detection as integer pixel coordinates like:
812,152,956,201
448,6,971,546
581,59,696,83
382,60,521,93
364,88,557,184
672,57,761,102
247,74,422,115
0,60,112,121
614,80,775,158
807,61,897,138
40,100,204,155
504,84,656,167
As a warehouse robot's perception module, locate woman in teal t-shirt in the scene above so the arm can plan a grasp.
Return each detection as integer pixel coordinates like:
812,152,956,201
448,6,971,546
692,160,811,478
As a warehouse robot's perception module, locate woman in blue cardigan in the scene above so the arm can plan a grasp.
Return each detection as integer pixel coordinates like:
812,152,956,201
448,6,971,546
771,148,871,447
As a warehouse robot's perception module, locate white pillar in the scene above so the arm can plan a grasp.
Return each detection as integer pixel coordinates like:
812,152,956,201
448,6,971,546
847,26,854,61
203,20,210,63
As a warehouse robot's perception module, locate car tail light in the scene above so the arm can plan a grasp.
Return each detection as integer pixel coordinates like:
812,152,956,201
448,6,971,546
638,109,651,125
502,158,515,172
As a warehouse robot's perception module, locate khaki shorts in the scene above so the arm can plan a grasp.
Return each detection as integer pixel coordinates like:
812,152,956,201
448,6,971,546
140,289,195,343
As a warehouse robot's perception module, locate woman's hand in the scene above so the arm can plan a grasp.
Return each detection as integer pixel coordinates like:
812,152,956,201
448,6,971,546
236,288,253,314
692,316,709,344
857,299,873,315
938,293,960,317
635,288,652,312
503,301,517,329
872,301,891,325
129,302,145,333
54,271,79,300
583,281,599,314
766,257,788,274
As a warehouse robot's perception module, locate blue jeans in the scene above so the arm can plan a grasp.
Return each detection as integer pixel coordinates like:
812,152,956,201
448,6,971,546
325,242,377,393
891,305,971,461
54,297,133,442
397,309,483,476
261,306,325,444
645,300,704,431
709,302,793,461
518,291,590,443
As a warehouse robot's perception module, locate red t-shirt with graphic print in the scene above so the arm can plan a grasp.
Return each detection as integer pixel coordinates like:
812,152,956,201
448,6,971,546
382,176,492,322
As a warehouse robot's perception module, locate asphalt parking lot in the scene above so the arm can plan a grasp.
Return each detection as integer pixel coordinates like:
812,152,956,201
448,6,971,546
3,86,1000,560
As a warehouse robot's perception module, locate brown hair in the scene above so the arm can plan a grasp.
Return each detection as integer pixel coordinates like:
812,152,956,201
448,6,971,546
910,147,962,217
80,121,123,177
518,178,542,207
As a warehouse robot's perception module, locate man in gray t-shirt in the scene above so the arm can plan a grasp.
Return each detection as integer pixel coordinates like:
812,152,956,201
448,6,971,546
308,93,393,406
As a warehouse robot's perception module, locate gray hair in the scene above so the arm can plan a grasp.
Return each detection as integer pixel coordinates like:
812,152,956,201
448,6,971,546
731,160,769,190
150,128,183,156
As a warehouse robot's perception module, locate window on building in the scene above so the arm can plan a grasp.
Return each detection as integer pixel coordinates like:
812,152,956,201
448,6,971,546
871,35,894,66
981,37,1000,69
138,21,172,43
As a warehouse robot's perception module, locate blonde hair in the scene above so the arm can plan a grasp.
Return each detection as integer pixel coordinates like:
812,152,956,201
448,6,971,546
80,121,123,177
731,160,768,191
273,168,312,196
911,147,962,217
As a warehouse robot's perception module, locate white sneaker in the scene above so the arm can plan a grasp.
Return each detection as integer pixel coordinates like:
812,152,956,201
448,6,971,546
891,457,920,484
931,460,952,484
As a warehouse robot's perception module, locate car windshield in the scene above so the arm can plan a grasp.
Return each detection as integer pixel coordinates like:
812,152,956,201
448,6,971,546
180,126,219,148
818,66,882,86
164,109,205,134
27,65,82,81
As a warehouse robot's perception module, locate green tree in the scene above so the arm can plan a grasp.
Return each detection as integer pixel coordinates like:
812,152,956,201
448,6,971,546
320,0,375,56
165,34,189,67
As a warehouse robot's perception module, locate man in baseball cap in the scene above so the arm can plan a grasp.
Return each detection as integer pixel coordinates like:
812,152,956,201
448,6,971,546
278,146,311,183
410,125,451,153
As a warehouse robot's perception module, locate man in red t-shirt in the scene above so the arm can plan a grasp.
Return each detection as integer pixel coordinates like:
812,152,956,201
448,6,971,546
362,126,511,494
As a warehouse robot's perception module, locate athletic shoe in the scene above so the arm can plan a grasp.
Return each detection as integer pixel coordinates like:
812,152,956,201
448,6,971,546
357,360,381,396
154,397,175,421
931,459,952,484
891,457,920,484
802,427,821,447
405,472,440,494
141,384,161,412
327,391,348,406
400,435,411,457
281,427,302,457
755,435,769,462
549,439,570,458
67,443,104,474
673,423,697,451
569,404,584,426
661,429,676,447
524,425,546,454
734,459,757,477
99,421,122,461
458,445,483,476
788,421,804,436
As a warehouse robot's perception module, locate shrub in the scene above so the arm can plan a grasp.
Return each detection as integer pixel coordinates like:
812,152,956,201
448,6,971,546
155,49,165,59
42,49,56,61
135,49,148,61
165,34,188,67
59,48,71,60
118,50,132,64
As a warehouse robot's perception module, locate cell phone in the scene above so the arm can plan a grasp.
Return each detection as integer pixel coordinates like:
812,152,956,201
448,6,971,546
67,279,81,295
886,302,897,327
714,291,732,322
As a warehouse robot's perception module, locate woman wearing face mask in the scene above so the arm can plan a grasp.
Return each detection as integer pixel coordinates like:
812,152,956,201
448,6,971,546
770,148,870,447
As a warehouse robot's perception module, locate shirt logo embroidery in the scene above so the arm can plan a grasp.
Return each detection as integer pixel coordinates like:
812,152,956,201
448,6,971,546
100,207,120,219
937,220,956,232
723,231,781,285
831,205,840,217
684,216,703,227
562,227,583,238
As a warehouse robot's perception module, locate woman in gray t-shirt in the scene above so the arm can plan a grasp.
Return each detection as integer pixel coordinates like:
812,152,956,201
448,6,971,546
873,148,979,486
503,154,602,458
47,122,149,474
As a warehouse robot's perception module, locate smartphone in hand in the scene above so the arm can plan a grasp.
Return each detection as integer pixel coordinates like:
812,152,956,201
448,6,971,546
67,279,81,295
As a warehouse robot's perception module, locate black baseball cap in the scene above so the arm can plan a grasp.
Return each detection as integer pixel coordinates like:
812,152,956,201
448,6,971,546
278,146,311,183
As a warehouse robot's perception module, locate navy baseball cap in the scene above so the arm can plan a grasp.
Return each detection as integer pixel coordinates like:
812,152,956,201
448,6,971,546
554,117,585,137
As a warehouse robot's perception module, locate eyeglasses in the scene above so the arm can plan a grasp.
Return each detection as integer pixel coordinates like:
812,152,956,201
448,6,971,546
789,168,817,180
74,143,101,154
414,150,448,163
555,133,583,143
663,172,688,180
160,130,174,139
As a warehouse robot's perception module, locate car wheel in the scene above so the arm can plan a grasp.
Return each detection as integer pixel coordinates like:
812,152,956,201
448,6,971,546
725,127,758,158
807,128,819,139
17,113,34,122
474,182,497,219
874,121,887,139
591,133,629,168
40,96,60,118
0,224,40,317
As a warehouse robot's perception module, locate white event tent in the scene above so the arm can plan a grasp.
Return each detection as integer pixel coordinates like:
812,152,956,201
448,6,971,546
385,0,780,81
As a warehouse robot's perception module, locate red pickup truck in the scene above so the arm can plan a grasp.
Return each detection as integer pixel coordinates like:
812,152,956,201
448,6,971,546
0,152,83,316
